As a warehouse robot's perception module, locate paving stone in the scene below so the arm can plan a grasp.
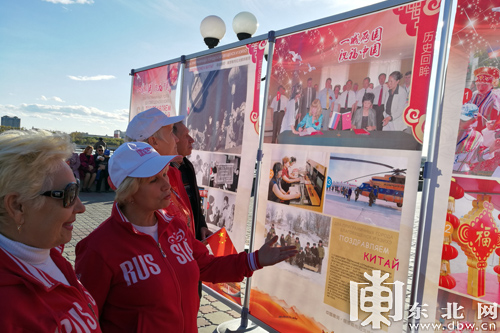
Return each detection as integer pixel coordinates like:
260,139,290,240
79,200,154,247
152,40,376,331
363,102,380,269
199,305,217,314
212,301,231,312
204,311,235,326
198,324,217,333
227,310,241,318
200,296,210,305
204,294,217,303
197,317,212,327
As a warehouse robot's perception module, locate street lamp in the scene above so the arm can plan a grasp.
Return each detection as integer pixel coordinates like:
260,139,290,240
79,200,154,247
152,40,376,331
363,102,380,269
200,15,226,49
232,11,258,41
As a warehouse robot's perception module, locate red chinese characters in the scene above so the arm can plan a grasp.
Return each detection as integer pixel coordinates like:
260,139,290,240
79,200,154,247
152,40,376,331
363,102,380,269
338,27,383,63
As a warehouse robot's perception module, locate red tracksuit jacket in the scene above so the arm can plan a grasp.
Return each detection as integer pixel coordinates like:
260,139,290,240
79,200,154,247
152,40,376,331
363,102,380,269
75,203,260,332
0,246,101,332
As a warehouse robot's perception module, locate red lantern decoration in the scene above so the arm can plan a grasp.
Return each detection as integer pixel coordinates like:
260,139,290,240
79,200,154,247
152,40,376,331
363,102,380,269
446,213,460,229
442,244,459,260
439,275,457,289
449,181,464,199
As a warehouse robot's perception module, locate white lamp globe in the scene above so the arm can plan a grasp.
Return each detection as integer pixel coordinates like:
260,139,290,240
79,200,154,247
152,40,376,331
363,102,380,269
232,11,258,40
200,15,226,48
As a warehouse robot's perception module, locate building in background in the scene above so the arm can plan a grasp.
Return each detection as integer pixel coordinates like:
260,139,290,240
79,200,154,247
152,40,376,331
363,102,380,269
1,116,21,128
114,130,125,138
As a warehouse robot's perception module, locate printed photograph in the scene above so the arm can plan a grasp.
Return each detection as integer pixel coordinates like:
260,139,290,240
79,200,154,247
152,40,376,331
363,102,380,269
324,152,407,231
268,149,327,213
264,201,331,284
188,151,241,192
183,64,248,154
452,1,500,178
264,3,441,150
438,176,500,304
202,188,237,233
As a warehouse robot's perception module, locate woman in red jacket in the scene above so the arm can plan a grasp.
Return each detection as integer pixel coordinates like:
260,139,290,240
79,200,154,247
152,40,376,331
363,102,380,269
0,130,100,332
79,145,97,192
75,141,297,333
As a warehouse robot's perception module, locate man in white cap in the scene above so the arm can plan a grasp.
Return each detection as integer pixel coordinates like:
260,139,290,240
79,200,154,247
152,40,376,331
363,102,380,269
126,108,195,236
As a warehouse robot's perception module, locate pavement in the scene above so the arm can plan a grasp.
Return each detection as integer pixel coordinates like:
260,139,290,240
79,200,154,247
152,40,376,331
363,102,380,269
63,190,246,333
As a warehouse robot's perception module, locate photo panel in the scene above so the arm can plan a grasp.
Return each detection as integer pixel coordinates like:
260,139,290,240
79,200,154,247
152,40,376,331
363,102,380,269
180,42,265,251
422,0,500,324
130,62,179,120
264,1,440,151
452,0,500,179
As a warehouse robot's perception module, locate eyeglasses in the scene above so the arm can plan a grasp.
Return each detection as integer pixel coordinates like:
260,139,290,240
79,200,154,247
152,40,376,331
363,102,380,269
40,180,80,208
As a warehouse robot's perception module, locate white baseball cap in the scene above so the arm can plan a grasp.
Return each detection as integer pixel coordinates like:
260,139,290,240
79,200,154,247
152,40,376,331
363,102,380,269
109,141,178,189
126,107,185,141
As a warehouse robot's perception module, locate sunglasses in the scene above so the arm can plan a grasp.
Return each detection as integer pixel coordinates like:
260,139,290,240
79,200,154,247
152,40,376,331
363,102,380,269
40,179,80,208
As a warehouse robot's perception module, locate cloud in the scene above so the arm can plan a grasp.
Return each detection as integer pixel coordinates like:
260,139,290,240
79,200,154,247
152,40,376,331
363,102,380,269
40,95,65,102
42,0,94,4
67,75,116,81
0,103,128,133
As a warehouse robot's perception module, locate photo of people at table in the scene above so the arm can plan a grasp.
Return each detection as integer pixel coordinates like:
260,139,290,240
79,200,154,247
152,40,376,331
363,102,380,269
268,149,327,212
264,11,426,151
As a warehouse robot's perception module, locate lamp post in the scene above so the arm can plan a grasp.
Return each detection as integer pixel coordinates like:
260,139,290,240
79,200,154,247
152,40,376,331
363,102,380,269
232,11,258,41
200,15,226,49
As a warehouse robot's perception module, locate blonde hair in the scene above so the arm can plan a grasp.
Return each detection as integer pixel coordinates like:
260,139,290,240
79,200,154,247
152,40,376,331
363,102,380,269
309,99,321,119
116,177,139,206
115,176,148,206
0,130,74,219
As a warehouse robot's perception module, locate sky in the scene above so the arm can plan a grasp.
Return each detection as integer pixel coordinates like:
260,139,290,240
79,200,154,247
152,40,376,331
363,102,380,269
328,153,407,185
0,0,384,136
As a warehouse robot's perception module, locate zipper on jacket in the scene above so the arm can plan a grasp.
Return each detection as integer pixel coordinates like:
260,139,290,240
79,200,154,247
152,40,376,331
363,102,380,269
158,243,166,258
87,302,98,321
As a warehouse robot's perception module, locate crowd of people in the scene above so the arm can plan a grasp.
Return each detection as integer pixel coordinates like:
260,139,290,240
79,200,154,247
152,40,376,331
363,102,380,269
265,226,325,274
66,137,111,193
269,70,412,142
0,108,298,332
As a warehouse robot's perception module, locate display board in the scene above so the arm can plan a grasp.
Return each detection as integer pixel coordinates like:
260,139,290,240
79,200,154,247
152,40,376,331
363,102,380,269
130,62,180,121
420,0,500,331
179,42,266,253
250,1,441,332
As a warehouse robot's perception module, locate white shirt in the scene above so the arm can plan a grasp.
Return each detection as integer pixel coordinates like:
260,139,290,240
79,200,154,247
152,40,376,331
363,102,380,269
270,94,289,112
356,87,374,105
0,233,69,285
373,84,389,107
336,90,357,111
